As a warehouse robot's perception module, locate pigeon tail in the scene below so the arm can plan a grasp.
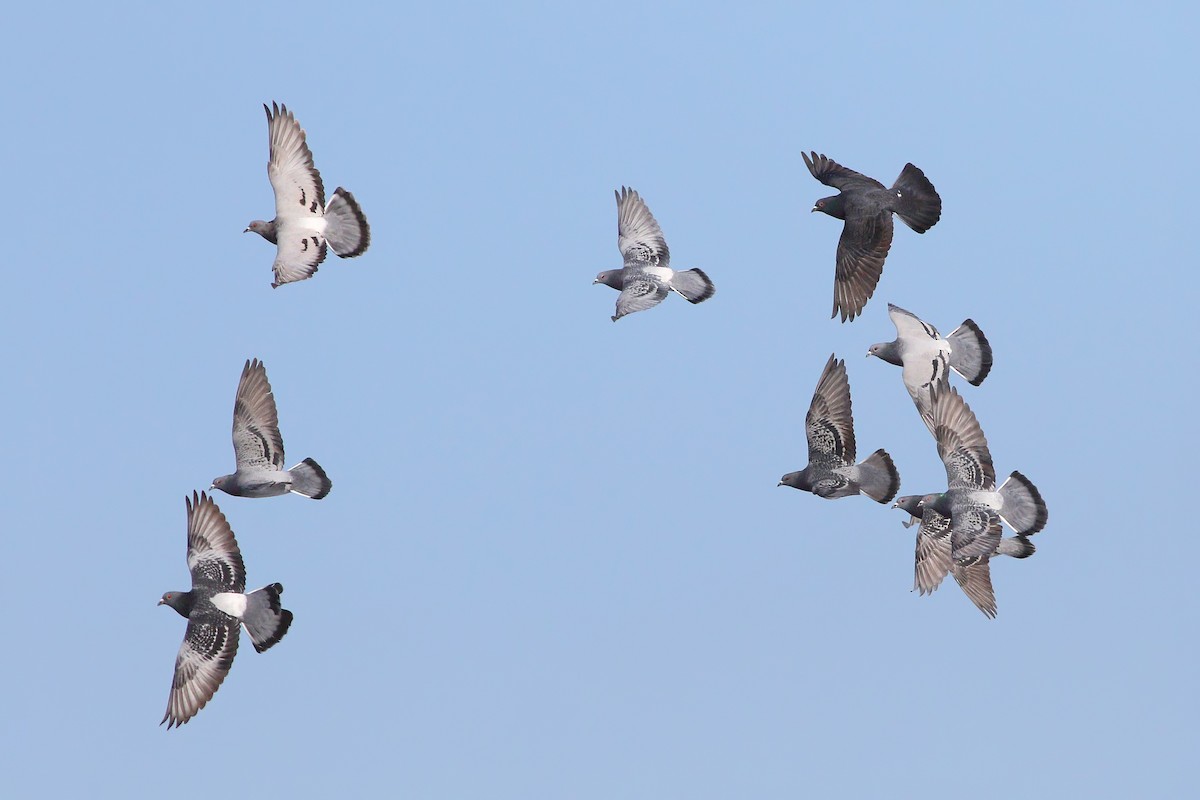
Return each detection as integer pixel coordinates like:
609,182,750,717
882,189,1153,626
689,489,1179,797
243,583,294,653
947,319,993,386
289,457,332,499
997,535,1036,559
890,163,942,233
669,268,716,304
323,188,371,257
856,448,901,504
997,471,1047,535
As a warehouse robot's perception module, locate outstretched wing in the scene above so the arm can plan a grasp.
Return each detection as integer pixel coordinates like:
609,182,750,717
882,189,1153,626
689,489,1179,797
231,359,286,472
186,492,245,593
952,557,998,619
805,354,856,465
612,274,670,320
832,211,893,322
162,615,240,728
801,152,886,192
616,187,670,267
931,386,995,490
265,102,325,222
913,507,952,595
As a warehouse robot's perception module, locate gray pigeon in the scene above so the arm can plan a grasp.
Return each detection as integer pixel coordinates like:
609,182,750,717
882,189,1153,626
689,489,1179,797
594,187,715,321
893,494,1035,618
246,102,370,288
778,354,900,503
868,303,992,433
908,386,1046,587
802,152,942,322
159,492,292,728
211,359,332,499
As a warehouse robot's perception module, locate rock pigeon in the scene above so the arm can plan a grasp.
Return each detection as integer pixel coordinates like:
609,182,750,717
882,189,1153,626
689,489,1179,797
801,152,942,322
778,354,900,503
906,386,1046,591
594,187,715,321
868,303,992,433
159,492,293,728
246,102,370,288
211,359,332,500
893,494,1035,617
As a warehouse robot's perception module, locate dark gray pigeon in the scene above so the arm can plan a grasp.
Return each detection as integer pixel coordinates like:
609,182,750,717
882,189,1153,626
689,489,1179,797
893,495,1035,618
778,354,900,503
906,386,1046,588
159,491,292,728
802,152,942,322
868,303,992,433
211,359,332,500
594,187,715,321
246,102,370,288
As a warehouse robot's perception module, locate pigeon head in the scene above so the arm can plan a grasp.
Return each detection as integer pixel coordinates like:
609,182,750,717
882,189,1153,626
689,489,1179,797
158,591,194,618
891,495,924,527
811,194,846,220
867,341,903,366
210,474,235,494
245,219,278,245
777,470,811,491
915,493,948,515
593,270,623,290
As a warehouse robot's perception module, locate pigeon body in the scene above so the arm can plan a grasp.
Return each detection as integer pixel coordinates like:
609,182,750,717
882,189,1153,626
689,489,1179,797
594,187,715,321
894,494,1035,617
802,152,942,322
918,387,1048,551
778,354,900,503
246,102,370,288
869,303,992,432
211,359,332,500
159,492,293,728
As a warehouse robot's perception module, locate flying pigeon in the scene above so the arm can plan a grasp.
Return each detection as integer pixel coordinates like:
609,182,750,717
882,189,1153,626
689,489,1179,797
868,303,992,433
159,491,293,728
594,187,715,321
246,102,370,288
778,354,900,503
801,152,942,322
893,494,1035,618
905,385,1046,599
211,359,332,499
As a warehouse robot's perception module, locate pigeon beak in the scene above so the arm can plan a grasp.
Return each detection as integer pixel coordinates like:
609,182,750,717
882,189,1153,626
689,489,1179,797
776,481,784,487
592,278,600,285
810,206,818,213
157,599,165,606
243,227,251,233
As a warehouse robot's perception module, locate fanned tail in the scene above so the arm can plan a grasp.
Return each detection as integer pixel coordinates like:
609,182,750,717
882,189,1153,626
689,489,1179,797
243,583,294,653
324,187,371,257
947,319,993,385
289,457,332,500
856,448,900,504
669,268,716,304
997,535,1036,559
890,163,942,233
998,471,1048,535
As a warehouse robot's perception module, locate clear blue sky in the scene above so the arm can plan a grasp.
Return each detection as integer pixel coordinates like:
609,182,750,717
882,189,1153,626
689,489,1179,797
2,2,1194,797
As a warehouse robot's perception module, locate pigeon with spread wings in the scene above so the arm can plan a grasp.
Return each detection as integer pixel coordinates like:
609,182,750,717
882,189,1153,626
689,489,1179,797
802,152,941,322
159,492,292,728
211,359,332,500
778,354,900,503
246,102,370,287
868,303,992,433
594,187,715,321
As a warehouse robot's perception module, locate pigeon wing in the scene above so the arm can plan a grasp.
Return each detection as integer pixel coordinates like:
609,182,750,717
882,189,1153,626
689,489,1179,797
888,303,941,341
805,354,856,465
801,152,886,192
613,275,670,320
265,102,326,223
950,508,1003,564
270,234,328,288
162,614,240,728
952,556,998,619
931,386,995,490
913,507,952,595
616,187,670,267
231,359,286,472
832,211,893,322
186,492,246,593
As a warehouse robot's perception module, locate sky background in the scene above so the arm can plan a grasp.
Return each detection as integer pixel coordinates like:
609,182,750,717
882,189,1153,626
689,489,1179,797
2,2,1195,797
